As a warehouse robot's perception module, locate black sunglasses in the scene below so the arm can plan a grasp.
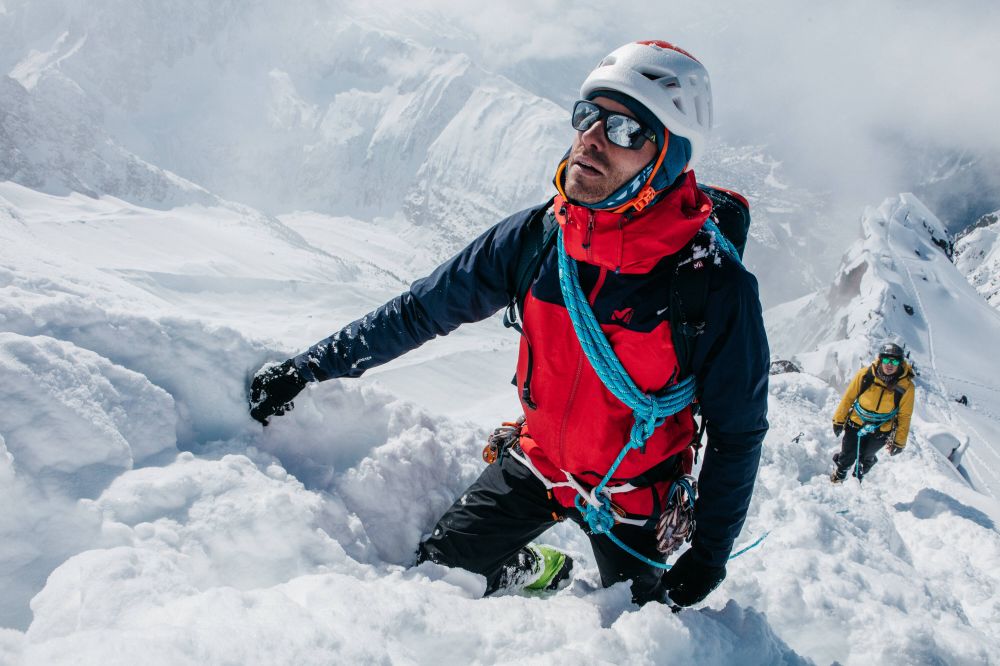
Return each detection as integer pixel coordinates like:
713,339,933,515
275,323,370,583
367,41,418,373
571,100,657,150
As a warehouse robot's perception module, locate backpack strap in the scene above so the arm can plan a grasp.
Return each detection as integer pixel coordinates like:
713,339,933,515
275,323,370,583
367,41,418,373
668,227,715,381
669,186,750,378
503,197,557,334
858,367,876,399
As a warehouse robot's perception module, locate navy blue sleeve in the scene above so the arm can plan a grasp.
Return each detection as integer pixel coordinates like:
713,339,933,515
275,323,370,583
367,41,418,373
688,259,770,568
291,206,542,382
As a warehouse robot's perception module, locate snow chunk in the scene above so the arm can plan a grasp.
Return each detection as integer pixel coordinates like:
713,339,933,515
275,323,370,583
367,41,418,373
0,332,176,477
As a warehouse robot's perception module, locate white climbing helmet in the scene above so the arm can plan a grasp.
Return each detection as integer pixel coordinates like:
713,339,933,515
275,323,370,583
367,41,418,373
580,40,713,167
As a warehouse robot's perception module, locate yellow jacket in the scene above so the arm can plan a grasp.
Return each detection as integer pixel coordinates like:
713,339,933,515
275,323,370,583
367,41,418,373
832,361,915,447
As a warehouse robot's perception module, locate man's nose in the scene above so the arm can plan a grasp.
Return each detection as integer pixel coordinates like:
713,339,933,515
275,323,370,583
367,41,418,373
580,119,607,150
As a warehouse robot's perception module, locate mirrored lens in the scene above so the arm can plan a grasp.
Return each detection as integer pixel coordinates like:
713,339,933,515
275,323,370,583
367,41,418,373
605,115,643,148
572,101,601,132
881,357,901,366
571,100,650,150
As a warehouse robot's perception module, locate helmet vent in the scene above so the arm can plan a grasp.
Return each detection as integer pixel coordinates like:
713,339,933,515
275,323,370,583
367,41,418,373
655,75,681,89
601,56,617,67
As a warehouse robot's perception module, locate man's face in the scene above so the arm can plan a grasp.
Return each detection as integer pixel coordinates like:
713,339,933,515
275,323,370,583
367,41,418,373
880,356,901,375
564,96,658,205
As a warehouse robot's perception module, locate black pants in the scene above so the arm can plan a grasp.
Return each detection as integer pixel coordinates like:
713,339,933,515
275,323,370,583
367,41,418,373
416,452,665,604
835,423,890,479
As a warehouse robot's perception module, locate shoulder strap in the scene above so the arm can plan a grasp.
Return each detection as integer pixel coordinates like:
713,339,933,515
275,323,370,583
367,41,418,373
503,197,557,333
857,367,876,400
669,228,714,380
891,382,907,409
670,187,751,378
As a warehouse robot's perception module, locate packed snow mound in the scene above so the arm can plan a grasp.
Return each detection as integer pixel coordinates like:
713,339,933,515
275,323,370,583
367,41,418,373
955,209,1000,309
0,332,175,476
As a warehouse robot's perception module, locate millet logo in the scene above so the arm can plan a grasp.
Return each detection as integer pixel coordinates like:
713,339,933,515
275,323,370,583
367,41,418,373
611,308,634,325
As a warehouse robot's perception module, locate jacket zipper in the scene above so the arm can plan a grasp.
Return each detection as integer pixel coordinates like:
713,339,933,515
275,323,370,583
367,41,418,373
582,210,596,263
521,338,538,410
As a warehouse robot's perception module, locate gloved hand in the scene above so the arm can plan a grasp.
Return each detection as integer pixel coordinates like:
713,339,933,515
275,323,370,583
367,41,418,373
833,423,844,437
249,359,308,425
659,548,727,609
887,443,904,457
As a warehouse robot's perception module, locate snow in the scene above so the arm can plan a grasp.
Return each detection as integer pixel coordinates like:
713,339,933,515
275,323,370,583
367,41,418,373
3,171,1000,665
955,210,1000,309
2,2,1000,664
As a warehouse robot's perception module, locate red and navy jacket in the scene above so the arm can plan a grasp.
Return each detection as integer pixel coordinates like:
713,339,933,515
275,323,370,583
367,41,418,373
294,171,769,569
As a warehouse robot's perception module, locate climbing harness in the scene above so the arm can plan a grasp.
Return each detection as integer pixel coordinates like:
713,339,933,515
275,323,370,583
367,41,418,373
850,401,898,481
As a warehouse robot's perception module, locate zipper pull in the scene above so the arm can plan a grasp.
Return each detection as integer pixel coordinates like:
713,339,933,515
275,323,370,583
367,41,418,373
583,210,595,249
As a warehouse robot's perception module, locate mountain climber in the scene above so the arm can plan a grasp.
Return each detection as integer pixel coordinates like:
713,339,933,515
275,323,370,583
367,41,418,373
831,342,915,483
248,40,769,608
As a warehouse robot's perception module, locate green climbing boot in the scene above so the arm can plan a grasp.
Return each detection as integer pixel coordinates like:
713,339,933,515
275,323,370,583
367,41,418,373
523,544,573,591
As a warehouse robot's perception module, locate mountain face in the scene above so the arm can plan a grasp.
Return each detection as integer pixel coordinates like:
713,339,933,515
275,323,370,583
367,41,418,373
1,0,838,303
1,1,567,235
955,210,1000,310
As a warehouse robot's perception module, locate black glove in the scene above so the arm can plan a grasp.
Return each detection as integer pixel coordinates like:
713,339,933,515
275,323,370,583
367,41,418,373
833,423,844,437
249,359,308,425
659,548,727,609
888,443,904,456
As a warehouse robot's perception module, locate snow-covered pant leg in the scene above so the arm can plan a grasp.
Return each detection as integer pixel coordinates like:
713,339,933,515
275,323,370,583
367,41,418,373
416,453,563,594
571,518,664,605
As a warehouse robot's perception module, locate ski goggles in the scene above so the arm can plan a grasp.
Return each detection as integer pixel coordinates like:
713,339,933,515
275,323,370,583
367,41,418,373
571,100,657,150
880,356,901,366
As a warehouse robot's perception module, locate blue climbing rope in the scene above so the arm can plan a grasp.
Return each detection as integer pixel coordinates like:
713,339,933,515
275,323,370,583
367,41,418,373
556,225,764,570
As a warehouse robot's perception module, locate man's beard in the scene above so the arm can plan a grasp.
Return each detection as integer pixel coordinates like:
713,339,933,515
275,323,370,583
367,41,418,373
564,147,631,204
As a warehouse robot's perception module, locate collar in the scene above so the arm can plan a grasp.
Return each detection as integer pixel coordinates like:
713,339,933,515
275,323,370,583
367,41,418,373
553,171,712,273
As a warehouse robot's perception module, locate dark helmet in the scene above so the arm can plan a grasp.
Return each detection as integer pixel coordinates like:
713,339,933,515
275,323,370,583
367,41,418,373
879,342,904,360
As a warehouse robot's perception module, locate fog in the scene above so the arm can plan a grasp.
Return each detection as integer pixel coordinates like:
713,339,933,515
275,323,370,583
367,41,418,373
3,0,999,228
394,0,1000,224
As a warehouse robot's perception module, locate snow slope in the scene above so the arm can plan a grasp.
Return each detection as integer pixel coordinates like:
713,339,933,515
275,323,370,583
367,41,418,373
2,182,999,664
